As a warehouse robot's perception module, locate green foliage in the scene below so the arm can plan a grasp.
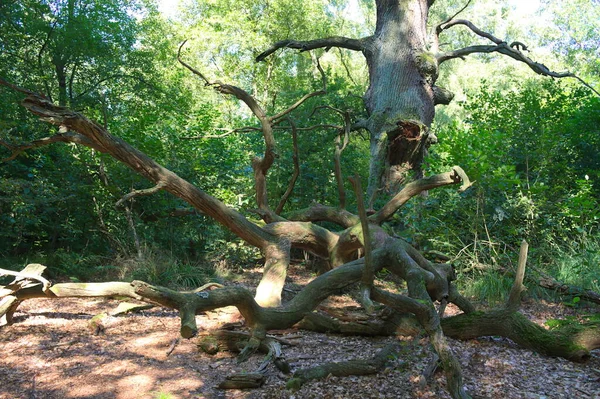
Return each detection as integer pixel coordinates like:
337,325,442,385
1,0,599,305
552,238,600,294
116,248,219,289
545,314,600,330
151,392,176,399
460,271,514,305
399,79,600,301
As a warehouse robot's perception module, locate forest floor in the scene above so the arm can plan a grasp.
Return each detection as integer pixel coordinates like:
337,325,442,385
1,266,599,399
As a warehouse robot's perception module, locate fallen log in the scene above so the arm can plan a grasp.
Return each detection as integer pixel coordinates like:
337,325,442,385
286,343,400,390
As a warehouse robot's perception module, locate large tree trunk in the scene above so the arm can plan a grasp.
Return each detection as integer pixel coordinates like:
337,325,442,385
363,0,437,205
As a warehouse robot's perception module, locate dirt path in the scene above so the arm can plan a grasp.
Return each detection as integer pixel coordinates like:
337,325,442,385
1,283,599,399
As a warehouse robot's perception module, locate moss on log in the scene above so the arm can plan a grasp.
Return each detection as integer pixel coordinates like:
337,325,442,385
440,310,595,362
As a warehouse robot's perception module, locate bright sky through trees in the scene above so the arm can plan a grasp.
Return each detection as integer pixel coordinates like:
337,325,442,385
157,0,543,20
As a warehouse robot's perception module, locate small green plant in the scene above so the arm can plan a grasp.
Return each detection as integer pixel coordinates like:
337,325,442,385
152,392,175,399
563,296,581,308
119,248,218,289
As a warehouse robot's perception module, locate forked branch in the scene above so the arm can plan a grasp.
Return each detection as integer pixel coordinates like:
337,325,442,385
178,41,330,221
115,181,168,208
435,0,473,35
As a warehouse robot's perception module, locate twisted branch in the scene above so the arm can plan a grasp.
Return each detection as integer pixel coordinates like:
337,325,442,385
436,20,599,95
115,181,168,208
256,36,367,62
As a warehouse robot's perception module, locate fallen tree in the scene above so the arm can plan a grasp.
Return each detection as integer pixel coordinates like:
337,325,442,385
1,1,599,398
2,243,599,397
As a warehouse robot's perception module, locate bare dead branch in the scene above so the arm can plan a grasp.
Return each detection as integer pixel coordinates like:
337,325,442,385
178,41,279,218
1,131,105,162
275,119,300,215
436,22,599,95
0,77,38,96
0,266,51,293
438,43,579,78
370,166,472,224
7,92,274,249
115,181,168,208
177,40,211,85
256,36,367,62
572,76,600,97
435,3,474,36
269,56,327,124
438,19,504,45
179,41,273,119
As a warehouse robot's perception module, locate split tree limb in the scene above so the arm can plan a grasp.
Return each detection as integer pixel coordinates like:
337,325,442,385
1,264,50,325
0,266,51,293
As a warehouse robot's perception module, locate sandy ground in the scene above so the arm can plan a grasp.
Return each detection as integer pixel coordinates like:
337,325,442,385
1,271,599,399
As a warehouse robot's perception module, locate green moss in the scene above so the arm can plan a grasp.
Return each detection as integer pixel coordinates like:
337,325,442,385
286,377,303,391
197,336,219,355
415,51,438,80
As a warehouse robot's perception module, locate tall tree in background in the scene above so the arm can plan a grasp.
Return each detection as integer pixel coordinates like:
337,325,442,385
256,0,594,206
0,0,142,106
1,1,599,398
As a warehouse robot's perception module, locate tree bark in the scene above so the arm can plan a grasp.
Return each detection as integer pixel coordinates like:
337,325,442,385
363,0,437,204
